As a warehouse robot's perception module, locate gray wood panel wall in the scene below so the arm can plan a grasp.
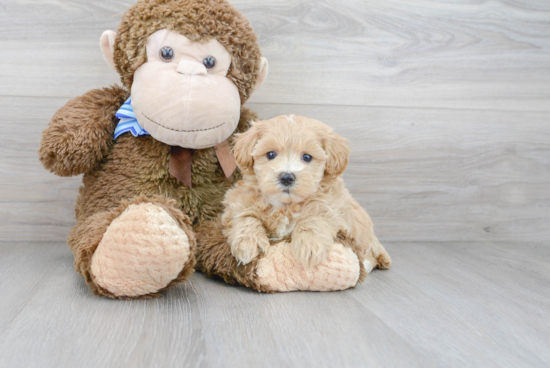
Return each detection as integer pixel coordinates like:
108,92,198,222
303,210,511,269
0,0,549,243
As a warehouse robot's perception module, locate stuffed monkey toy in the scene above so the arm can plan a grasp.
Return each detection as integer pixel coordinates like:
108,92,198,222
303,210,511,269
39,0,268,299
40,0,378,298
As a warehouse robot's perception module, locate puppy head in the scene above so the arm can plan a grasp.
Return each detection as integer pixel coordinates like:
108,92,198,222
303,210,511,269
233,115,350,204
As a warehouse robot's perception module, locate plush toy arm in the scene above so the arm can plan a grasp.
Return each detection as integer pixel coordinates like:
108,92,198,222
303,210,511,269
39,85,129,177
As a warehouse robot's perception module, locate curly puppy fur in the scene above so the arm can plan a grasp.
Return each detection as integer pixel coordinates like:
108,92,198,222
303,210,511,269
224,116,392,270
195,219,272,292
38,0,264,298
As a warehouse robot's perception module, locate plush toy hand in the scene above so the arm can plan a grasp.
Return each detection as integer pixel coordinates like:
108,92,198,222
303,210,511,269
39,86,128,177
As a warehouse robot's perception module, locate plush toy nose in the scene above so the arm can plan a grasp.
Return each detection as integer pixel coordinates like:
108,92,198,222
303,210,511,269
278,172,296,187
176,60,207,76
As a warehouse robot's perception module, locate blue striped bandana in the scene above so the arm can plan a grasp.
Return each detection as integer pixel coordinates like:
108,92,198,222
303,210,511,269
114,97,149,139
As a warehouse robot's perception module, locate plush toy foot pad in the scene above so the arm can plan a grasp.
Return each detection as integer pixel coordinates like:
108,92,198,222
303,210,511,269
91,203,191,297
255,242,361,292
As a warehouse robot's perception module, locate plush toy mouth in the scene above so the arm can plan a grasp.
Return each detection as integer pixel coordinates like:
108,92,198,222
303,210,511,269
141,113,226,133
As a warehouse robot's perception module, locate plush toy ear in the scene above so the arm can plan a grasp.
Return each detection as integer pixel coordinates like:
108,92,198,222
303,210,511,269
100,30,117,69
324,132,350,177
254,57,269,91
233,123,263,173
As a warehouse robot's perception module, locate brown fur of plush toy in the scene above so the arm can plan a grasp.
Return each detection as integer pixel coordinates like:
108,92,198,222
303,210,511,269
114,0,263,102
39,0,263,298
195,116,391,292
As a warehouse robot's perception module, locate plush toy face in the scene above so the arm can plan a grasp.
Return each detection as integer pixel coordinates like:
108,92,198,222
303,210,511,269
101,24,268,149
131,29,241,149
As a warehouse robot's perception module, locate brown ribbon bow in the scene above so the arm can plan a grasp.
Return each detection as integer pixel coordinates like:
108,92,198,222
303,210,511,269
169,139,237,187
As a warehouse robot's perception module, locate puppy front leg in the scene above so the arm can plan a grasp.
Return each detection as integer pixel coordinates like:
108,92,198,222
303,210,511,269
228,217,270,265
348,201,391,271
291,217,337,267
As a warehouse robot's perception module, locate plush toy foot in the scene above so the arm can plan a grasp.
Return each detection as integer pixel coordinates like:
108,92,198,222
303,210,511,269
90,202,191,297
69,195,196,299
254,241,361,292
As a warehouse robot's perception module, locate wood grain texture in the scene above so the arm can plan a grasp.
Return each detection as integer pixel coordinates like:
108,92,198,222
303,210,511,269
1,0,549,242
2,96,548,242
0,0,549,110
0,241,548,368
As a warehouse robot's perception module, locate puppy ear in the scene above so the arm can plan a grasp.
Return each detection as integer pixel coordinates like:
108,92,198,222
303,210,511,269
324,132,350,177
233,123,263,173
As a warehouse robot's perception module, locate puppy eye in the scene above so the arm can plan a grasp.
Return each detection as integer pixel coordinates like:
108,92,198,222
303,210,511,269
302,154,313,163
203,56,216,69
266,151,277,160
160,46,174,62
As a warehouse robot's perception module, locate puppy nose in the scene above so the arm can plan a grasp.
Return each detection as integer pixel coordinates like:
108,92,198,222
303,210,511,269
278,172,296,187
176,60,207,76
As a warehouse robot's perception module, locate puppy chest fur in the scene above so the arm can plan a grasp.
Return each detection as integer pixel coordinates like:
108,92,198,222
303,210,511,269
266,207,301,241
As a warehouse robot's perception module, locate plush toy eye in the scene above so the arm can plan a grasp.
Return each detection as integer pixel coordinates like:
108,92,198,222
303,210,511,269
203,56,216,69
302,154,313,163
266,151,277,160
160,46,174,62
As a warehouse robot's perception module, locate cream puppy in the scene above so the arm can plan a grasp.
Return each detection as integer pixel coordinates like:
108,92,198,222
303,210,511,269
222,115,391,271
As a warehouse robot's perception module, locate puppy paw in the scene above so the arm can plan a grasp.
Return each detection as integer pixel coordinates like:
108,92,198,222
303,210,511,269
291,235,332,267
376,251,392,269
231,235,270,265
363,259,374,273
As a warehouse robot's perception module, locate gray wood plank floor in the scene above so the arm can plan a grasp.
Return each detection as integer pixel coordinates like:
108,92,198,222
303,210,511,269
1,241,549,368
